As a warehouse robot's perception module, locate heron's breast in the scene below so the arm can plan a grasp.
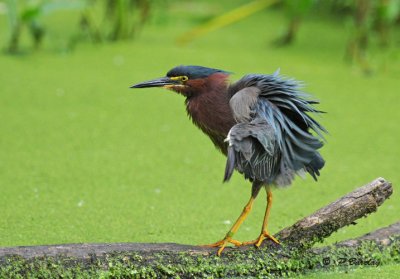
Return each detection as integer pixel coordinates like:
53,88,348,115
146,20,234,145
186,95,234,135
186,94,235,154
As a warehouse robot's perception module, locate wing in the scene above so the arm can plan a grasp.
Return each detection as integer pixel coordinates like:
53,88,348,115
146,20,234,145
224,87,280,183
224,119,280,183
225,71,327,186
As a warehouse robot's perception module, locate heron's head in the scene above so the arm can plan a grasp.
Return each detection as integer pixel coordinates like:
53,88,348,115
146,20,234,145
131,65,231,96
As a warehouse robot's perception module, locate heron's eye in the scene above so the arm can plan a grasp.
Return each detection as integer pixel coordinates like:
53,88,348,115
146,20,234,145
170,76,189,83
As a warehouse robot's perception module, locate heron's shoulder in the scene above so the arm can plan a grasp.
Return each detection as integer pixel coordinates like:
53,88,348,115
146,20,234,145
227,72,285,123
228,86,260,123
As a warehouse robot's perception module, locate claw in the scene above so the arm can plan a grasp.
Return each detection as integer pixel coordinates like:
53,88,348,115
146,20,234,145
202,237,242,256
241,231,280,247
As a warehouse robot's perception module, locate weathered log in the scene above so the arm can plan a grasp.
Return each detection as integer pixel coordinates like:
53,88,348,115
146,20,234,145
334,220,400,248
0,177,392,259
274,177,393,248
0,177,396,278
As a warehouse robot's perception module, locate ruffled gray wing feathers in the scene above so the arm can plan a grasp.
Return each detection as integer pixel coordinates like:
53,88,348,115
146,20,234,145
223,120,279,183
224,73,326,186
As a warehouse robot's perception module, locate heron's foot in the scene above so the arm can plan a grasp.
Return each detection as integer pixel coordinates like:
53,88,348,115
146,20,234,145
242,231,280,248
202,237,242,256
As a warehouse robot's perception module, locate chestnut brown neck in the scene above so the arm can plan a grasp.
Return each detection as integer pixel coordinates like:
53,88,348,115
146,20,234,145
183,73,235,154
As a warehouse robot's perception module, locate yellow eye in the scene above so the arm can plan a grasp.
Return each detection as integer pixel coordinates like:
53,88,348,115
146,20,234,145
170,76,189,82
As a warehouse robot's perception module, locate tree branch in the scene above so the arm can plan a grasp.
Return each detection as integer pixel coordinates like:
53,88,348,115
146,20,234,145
0,178,396,277
274,177,393,248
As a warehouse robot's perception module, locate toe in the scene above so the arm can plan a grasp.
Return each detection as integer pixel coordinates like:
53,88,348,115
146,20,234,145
202,240,224,247
265,232,280,244
229,239,242,246
217,245,226,256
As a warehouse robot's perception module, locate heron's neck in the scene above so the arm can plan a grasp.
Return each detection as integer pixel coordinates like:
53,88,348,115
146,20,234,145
185,77,235,141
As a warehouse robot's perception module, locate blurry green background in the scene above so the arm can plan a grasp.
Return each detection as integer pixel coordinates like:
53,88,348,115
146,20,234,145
0,0,399,276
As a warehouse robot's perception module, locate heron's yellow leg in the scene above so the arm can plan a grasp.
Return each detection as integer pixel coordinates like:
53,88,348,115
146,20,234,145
242,189,280,247
203,196,255,256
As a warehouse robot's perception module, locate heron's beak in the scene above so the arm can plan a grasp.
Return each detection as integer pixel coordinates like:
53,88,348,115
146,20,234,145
130,77,179,89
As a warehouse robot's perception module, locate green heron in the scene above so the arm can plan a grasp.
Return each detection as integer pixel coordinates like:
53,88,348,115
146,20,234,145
131,65,326,256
